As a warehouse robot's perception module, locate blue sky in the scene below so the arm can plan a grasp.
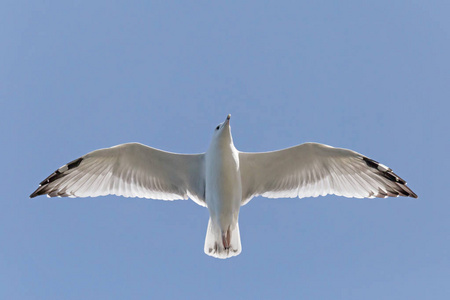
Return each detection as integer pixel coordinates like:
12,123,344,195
1,1,448,299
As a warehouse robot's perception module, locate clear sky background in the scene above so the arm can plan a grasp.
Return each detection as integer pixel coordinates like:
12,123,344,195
1,1,448,299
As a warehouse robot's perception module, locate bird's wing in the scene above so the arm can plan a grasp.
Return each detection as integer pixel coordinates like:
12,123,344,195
30,143,206,206
239,142,417,205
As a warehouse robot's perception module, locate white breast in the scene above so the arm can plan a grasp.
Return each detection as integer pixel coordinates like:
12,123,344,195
205,142,242,230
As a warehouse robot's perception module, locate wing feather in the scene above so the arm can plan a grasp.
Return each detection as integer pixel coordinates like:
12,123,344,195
30,143,206,206
239,142,417,205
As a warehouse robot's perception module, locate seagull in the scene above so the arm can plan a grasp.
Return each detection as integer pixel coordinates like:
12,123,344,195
30,114,417,259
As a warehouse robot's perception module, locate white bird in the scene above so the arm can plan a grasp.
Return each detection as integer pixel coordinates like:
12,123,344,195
30,114,417,259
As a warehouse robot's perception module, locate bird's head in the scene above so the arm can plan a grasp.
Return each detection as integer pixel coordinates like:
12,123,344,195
210,114,233,147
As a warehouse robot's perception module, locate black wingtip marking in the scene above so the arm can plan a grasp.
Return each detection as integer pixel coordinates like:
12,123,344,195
38,157,83,185
67,157,83,170
363,157,379,169
362,156,418,199
39,170,62,186
30,185,50,198
30,157,84,198
362,157,405,184
383,171,398,183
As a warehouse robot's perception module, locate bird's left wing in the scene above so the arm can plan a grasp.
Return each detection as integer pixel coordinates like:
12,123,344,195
30,143,206,206
239,142,417,205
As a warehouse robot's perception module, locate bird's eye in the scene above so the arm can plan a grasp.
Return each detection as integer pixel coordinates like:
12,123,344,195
216,125,220,130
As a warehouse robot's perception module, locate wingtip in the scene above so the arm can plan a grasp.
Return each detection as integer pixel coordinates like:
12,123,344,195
29,189,41,198
30,157,84,199
361,156,418,199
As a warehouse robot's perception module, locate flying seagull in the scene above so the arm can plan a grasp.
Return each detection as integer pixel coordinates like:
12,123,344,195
30,114,417,259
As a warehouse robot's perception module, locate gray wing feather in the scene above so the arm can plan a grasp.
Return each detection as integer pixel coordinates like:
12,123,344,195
239,143,417,205
30,143,206,206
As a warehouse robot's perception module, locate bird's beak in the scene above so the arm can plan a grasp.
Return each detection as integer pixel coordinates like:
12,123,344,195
225,114,231,125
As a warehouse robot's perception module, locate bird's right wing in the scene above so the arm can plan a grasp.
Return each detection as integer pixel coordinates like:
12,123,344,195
239,142,417,205
30,143,206,206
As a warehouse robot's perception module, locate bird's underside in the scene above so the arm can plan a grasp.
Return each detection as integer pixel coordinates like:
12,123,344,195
30,119,417,259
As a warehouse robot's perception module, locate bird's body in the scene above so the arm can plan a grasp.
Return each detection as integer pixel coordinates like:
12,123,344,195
31,115,417,259
204,116,242,256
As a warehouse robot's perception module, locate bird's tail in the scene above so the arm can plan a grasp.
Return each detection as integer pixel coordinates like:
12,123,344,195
204,218,241,259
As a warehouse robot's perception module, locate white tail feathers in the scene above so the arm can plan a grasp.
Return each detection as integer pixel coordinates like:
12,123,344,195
204,218,241,259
